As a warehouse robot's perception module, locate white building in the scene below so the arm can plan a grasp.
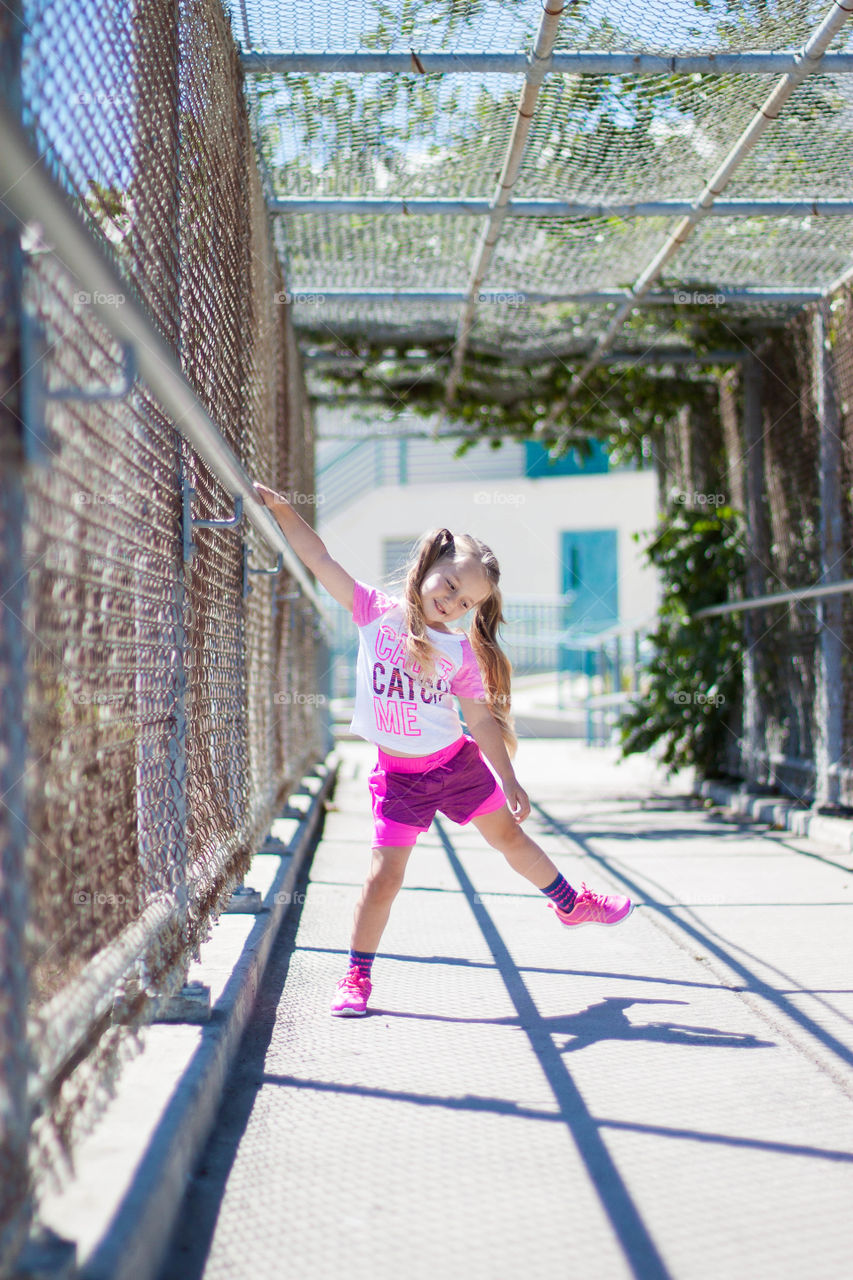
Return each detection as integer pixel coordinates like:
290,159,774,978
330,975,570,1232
316,431,661,633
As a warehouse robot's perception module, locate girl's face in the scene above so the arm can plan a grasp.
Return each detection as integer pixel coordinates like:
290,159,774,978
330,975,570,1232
420,554,491,629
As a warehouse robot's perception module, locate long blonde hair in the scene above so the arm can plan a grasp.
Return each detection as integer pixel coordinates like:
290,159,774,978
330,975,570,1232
401,528,517,756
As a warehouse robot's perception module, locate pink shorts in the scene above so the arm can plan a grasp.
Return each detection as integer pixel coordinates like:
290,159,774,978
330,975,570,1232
368,735,507,848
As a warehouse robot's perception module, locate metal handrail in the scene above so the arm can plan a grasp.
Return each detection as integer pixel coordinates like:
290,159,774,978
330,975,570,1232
695,579,853,618
0,102,333,630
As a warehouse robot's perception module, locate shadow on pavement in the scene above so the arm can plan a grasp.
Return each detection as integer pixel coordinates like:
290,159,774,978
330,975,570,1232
531,801,853,1074
545,996,774,1053
433,817,675,1280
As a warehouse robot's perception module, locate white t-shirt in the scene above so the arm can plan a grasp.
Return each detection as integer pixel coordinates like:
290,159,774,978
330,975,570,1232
349,580,488,753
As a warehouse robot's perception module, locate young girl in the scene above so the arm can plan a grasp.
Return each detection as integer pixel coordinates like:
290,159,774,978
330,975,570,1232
254,483,632,1017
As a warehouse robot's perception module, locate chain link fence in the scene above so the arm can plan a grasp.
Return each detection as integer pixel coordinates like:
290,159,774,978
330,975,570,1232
0,1,330,1267
658,283,853,806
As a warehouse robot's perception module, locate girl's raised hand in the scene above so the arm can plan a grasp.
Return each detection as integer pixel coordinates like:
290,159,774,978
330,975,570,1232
253,481,282,509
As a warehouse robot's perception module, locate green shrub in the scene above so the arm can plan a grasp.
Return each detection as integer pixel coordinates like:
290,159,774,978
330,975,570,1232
620,503,745,775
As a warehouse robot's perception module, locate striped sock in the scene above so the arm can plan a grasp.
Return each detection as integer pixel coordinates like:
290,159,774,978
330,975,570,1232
349,948,375,980
541,873,578,915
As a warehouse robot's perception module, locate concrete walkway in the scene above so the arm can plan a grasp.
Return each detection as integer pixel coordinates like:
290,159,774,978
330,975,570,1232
158,739,853,1280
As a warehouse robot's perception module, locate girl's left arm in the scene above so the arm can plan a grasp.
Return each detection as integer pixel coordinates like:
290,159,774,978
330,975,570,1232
458,698,531,823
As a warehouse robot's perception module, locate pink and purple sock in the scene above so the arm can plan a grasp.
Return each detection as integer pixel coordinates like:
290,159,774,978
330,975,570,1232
349,949,375,980
541,873,578,914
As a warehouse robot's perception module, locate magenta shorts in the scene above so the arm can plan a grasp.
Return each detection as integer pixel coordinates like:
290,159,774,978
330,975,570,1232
368,736,506,848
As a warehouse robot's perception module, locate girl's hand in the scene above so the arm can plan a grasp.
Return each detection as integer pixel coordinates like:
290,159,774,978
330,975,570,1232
253,481,284,509
502,777,531,823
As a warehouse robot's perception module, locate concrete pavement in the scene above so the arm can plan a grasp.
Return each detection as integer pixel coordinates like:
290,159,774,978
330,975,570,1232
157,738,853,1280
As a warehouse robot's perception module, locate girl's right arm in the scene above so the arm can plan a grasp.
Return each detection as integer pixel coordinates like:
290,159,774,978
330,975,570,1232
253,482,355,614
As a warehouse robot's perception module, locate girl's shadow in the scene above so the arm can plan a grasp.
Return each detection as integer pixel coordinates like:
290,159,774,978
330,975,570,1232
544,997,775,1054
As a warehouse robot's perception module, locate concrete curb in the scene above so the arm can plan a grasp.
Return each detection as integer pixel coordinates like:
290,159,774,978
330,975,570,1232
699,777,853,855
60,756,337,1280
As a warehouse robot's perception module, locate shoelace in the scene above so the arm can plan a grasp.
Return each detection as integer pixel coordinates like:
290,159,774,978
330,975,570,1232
342,968,369,991
576,883,607,906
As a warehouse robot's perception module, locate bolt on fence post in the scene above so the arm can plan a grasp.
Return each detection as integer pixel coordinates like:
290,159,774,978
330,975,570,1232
742,353,767,788
813,301,843,808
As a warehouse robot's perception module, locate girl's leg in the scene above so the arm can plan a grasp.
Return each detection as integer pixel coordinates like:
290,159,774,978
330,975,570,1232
351,844,415,954
470,806,558,888
470,805,632,926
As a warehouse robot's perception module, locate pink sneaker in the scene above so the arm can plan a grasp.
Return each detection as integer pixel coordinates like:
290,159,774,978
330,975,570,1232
549,883,632,928
330,969,372,1017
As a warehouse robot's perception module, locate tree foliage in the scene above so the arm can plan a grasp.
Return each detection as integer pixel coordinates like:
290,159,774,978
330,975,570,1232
304,301,758,461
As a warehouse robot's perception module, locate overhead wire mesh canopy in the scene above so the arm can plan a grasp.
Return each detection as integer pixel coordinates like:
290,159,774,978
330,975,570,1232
231,0,853,408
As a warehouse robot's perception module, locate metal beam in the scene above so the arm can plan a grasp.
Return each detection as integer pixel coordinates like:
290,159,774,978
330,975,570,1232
287,286,822,304
445,1,567,404
306,348,748,368
270,197,853,219
241,50,853,75
542,0,853,435
0,103,332,628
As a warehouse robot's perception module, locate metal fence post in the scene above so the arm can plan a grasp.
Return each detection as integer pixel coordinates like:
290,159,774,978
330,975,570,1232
0,3,35,1268
0,221,34,1280
813,301,843,808
742,353,766,787
158,453,192,1001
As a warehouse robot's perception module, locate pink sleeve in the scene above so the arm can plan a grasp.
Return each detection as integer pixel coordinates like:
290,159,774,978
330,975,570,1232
352,580,398,626
451,638,487,700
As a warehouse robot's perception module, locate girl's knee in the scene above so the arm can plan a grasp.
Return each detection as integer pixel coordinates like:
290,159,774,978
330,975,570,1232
483,820,530,856
365,852,408,900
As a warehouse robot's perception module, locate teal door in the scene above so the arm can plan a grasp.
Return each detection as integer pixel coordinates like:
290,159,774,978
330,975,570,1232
560,530,619,672
561,529,619,627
